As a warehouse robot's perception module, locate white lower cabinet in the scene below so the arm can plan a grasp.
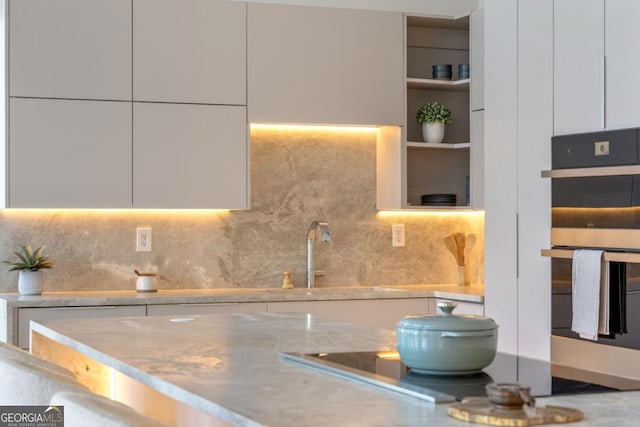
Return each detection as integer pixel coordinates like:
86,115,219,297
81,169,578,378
18,305,146,350
433,298,484,316
147,302,267,316
267,299,431,330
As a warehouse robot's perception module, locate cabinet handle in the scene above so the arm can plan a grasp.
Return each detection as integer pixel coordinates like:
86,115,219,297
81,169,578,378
541,164,640,179
52,306,119,311
601,56,606,129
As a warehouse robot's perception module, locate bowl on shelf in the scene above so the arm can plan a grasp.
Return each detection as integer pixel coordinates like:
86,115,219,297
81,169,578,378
421,193,457,206
432,64,452,80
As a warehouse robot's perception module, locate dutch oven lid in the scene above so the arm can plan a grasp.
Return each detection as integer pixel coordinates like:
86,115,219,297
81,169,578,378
397,301,497,331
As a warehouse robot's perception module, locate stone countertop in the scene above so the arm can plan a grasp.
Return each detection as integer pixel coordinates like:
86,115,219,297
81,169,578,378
0,284,485,308
30,312,640,427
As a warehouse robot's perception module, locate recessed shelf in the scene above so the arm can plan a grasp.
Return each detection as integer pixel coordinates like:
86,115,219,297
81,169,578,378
407,141,470,149
406,78,470,91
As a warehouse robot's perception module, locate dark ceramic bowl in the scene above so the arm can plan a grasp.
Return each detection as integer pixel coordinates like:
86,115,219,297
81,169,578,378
432,64,452,80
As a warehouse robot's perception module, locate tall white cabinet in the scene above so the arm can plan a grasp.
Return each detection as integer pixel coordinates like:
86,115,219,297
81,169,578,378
6,0,249,209
554,0,640,135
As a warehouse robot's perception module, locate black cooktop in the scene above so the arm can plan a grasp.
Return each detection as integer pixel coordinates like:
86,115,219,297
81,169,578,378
280,351,640,403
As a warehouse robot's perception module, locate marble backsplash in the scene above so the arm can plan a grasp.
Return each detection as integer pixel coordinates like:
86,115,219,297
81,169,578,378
0,126,483,293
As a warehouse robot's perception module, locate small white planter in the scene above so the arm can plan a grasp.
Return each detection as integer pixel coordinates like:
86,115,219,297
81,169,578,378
422,122,445,144
18,270,44,296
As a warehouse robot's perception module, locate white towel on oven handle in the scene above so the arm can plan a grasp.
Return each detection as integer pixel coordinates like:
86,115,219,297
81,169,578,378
571,249,607,341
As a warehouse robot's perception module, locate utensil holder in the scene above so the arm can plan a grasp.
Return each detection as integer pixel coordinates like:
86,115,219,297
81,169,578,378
458,265,471,286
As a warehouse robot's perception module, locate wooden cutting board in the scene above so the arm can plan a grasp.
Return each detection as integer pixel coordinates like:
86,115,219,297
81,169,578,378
448,397,584,426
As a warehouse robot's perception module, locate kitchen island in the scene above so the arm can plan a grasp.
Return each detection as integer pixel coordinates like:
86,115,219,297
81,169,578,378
30,312,640,426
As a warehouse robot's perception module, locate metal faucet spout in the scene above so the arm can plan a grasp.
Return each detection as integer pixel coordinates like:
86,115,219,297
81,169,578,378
307,221,331,288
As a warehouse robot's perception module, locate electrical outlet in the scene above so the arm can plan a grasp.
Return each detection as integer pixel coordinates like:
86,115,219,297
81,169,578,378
392,224,405,247
136,227,152,252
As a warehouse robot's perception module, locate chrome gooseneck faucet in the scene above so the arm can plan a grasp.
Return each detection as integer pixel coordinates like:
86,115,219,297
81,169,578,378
307,220,331,288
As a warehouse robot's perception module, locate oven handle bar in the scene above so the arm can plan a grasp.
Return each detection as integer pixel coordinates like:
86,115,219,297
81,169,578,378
541,164,640,179
541,248,640,263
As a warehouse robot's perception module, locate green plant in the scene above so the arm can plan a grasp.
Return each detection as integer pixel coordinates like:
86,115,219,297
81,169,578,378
416,102,452,125
3,245,53,272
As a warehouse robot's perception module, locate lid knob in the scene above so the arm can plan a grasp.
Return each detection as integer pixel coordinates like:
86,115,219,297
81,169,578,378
437,301,457,315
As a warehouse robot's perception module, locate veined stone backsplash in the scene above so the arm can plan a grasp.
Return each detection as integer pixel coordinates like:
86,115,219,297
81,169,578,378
0,126,483,293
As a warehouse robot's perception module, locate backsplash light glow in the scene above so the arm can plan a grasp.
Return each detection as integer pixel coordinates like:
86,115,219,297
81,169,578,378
0,126,483,293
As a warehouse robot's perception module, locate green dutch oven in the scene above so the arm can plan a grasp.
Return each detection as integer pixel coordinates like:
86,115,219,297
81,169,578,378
396,301,498,375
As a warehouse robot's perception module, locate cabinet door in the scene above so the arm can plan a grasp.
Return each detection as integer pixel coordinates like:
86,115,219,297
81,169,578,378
470,110,484,209
133,0,246,105
470,8,485,112
605,0,640,130
133,103,248,209
9,98,132,208
267,299,431,330
147,303,267,316
248,3,403,126
553,0,604,135
18,305,146,349
9,0,131,100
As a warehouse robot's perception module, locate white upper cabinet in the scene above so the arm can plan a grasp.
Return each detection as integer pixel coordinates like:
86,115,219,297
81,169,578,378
9,0,131,101
553,0,603,135
9,98,132,208
470,8,485,111
604,0,640,130
133,103,248,209
554,0,640,135
133,0,246,105
247,3,403,126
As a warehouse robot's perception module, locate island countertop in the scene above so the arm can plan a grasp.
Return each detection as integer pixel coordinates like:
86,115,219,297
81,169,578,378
30,312,640,427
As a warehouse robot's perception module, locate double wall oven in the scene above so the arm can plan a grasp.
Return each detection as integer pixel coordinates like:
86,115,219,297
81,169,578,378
543,128,640,351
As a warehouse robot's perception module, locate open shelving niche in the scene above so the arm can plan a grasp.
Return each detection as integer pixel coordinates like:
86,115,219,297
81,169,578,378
403,15,471,209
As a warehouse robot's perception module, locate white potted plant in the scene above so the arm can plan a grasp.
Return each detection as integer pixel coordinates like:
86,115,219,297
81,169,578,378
3,245,53,296
416,101,452,144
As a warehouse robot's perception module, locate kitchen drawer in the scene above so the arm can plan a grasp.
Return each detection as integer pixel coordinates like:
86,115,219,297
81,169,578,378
147,302,267,316
17,305,146,349
267,299,431,330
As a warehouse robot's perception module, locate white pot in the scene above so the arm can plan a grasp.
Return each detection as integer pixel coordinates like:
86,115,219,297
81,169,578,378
422,122,445,143
18,270,44,296
136,275,157,293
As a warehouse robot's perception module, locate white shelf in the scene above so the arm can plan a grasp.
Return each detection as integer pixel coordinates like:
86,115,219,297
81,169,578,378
407,141,470,149
406,78,470,91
